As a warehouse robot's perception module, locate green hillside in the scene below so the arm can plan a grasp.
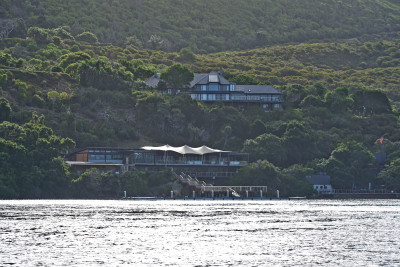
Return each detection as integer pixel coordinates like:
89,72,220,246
1,0,400,198
2,0,400,52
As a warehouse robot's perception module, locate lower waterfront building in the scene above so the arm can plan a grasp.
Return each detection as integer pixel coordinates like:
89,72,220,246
66,145,249,179
306,172,333,194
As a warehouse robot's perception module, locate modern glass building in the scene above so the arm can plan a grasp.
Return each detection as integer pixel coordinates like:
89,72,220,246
66,145,248,179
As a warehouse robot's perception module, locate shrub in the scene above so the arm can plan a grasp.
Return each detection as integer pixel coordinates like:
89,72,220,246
76,32,99,44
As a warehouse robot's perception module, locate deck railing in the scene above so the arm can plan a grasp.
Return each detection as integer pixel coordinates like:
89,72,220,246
332,189,397,194
176,172,268,196
134,160,244,167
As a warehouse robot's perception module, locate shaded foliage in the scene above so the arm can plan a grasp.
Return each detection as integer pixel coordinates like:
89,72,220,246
3,0,400,53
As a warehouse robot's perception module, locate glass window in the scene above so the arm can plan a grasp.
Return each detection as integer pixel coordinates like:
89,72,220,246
209,83,219,91
209,74,219,82
208,94,216,100
201,94,207,100
201,85,207,91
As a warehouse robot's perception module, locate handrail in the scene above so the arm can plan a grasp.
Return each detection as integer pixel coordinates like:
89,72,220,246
176,172,268,194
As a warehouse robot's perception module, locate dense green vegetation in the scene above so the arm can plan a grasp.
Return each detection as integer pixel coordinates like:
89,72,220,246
1,1,400,199
1,0,400,52
0,107,75,198
71,168,173,199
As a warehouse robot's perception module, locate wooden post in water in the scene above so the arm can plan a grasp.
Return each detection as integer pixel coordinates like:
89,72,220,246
171,190,174,199
260,190,263,200
193,190,195,200
124,191,126,198
227,190,229,198
211,190,214,199
277,190,280,199
246,190,249,198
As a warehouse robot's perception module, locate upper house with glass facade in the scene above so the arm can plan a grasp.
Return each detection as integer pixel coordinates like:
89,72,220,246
146,70,283,111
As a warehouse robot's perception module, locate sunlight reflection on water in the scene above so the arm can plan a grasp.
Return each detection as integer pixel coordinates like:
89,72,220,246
1,199,400,266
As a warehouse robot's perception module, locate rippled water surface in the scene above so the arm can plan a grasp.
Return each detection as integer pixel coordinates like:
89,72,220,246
1,199,400,266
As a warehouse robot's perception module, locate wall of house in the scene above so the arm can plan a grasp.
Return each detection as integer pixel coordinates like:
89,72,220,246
75,150,88,162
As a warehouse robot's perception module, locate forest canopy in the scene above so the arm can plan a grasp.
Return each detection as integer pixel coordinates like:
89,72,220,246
1,0,400,52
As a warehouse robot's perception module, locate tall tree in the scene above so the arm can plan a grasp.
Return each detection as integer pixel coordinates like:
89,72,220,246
0,19,17,38
0,97,11,122
351,89,392,116
160,64,194,95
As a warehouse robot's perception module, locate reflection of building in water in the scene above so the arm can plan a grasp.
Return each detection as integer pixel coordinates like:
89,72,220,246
66,145,249,179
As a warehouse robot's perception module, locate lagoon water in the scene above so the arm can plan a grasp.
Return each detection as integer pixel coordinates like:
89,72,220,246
1,200,400,266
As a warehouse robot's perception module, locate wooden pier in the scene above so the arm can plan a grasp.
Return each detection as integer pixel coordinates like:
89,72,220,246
122,172,287,200
174,172,269,199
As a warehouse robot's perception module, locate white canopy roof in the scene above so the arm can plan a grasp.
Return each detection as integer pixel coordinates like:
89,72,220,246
141,145,229,155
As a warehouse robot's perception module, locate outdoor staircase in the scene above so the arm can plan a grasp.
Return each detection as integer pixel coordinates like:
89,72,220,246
175,172,241,197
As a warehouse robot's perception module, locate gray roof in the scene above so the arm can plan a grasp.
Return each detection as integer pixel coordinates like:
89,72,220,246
146,71,232,88
235,85,281,94
190,73,208,87
190,71,231,87
306,173,331,185
145,73,160,88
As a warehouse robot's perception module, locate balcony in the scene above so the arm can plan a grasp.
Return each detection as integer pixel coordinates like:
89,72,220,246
133,157,245,167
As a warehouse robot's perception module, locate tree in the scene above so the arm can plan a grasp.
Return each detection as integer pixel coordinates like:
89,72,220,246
124,35,143,49
0,19,17,38
282,120,316,166
0,97,12,122
76,31,99,44
119,171,148,196
231,160,281,188
351,89,392,116
243,133,286,166
281,164,315,197
283,84,308,108
325,87,354,113
322,141,374,189
249,119,266,138
177,48,195,62
300,95,324,108
0,73,7,90
47,91,60,110
378,158,400,190
160,64,194,95
225,73,263,85
27,27,50,44
58,52,91,69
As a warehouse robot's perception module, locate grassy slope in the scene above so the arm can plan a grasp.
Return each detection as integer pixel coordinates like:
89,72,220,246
1,37,398,149
193,41,400,103
5,0,400,52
